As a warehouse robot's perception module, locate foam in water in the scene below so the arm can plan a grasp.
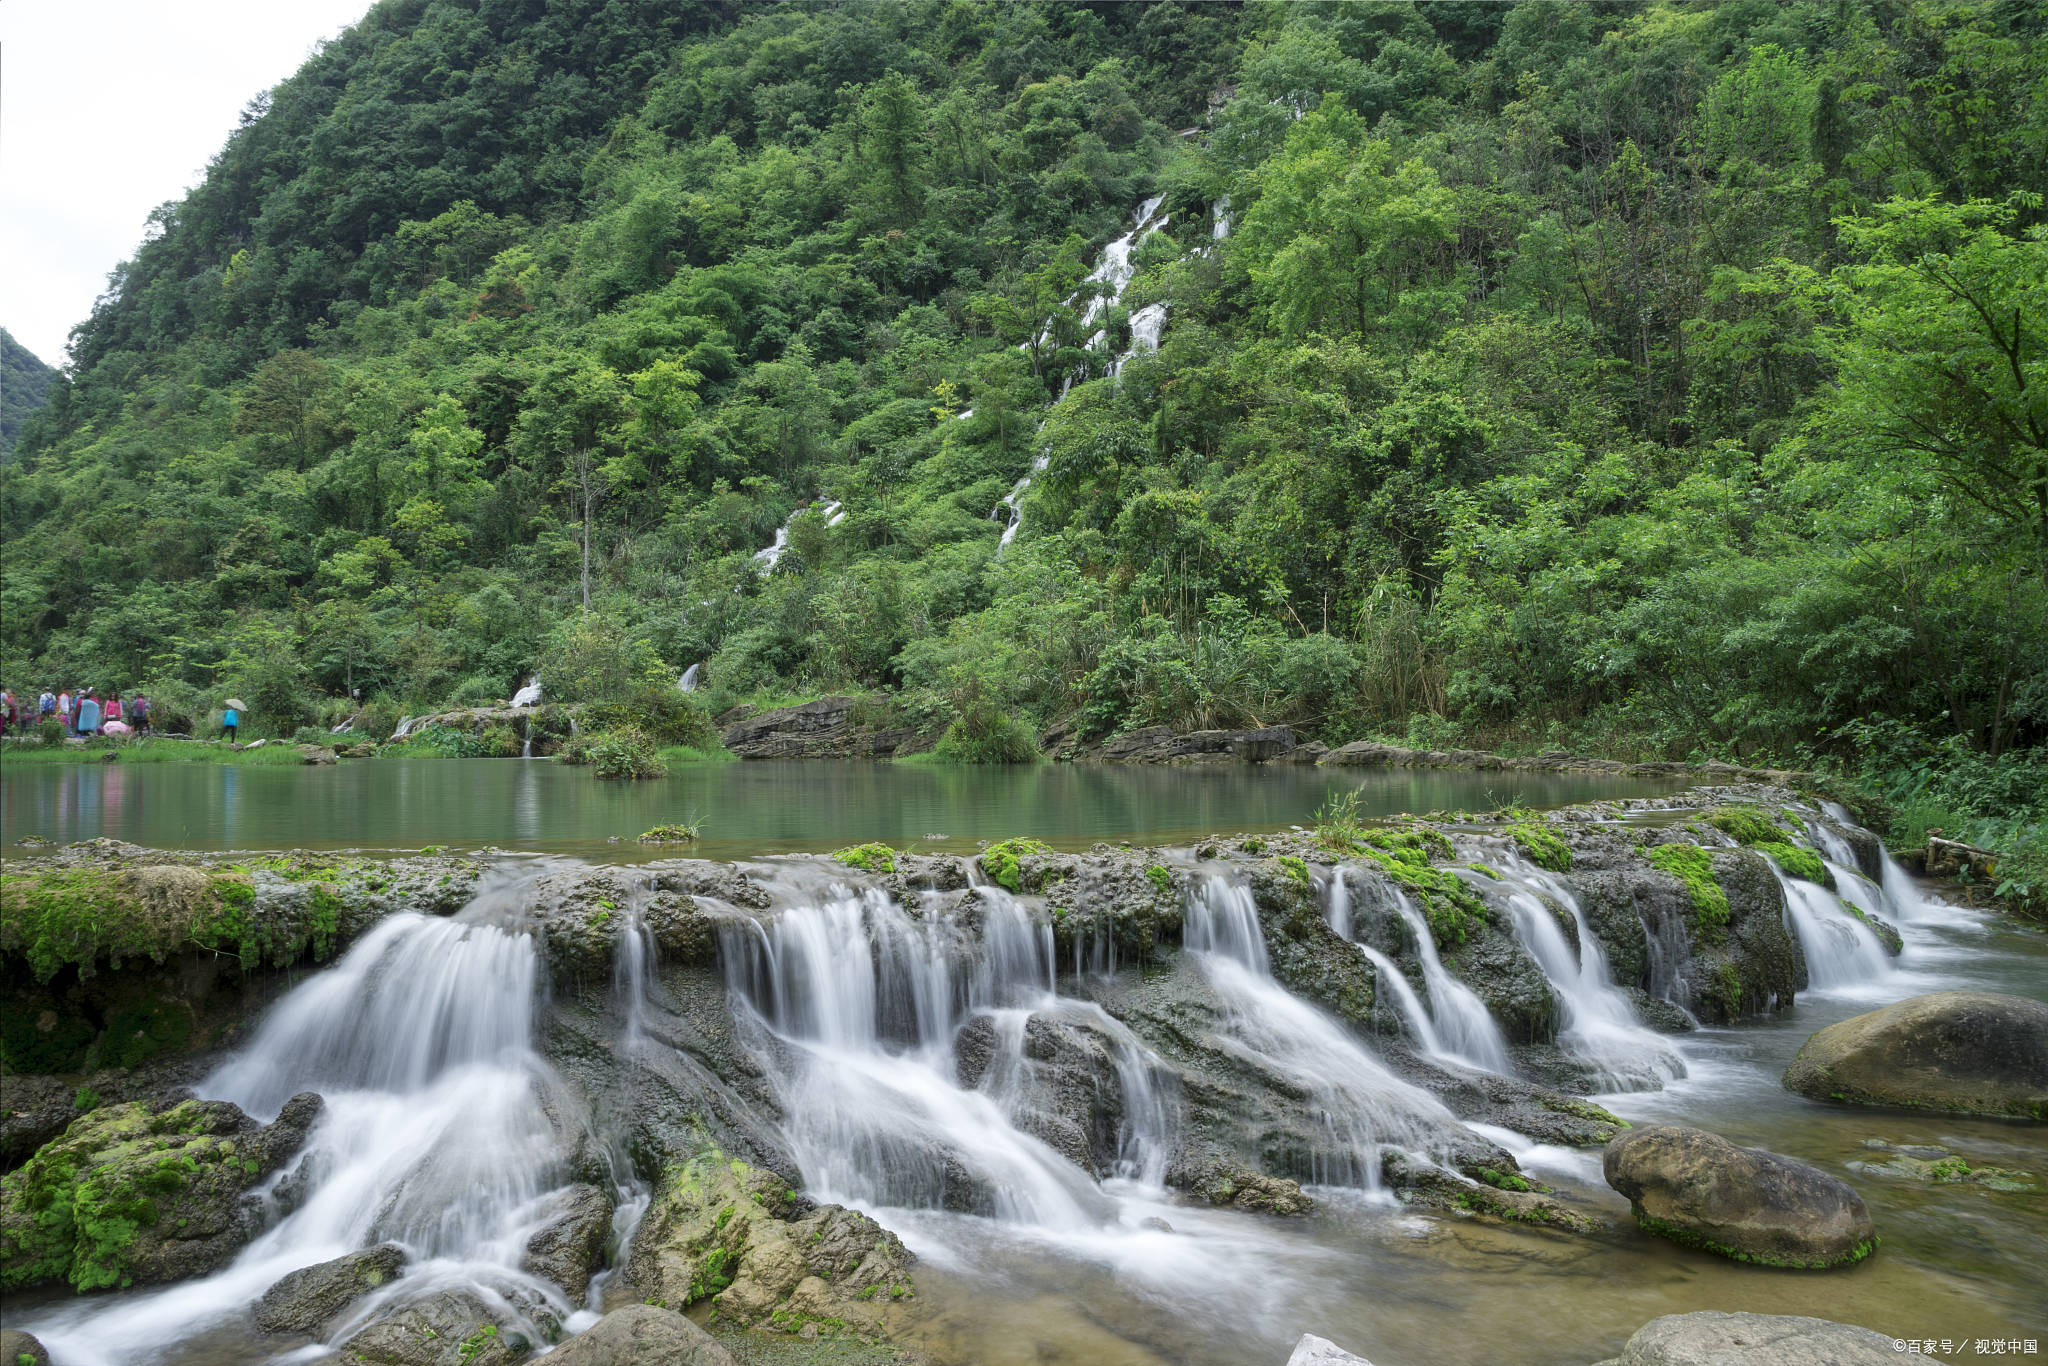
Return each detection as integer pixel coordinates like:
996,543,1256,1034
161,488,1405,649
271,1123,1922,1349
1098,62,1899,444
1476,854,1685,1092
25,879,585,1366
1771,863,1894,991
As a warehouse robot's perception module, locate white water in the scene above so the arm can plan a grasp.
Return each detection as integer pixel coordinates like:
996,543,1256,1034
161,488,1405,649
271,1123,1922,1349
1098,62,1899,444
25,884,585,1366
1772,864,1894,991
678,661,701,693
1183,877,1464,1188
508,675,542,708
1211,195,1232,240
1481,857,1686,1092
995,194,1171,547
1327,869,1510,1073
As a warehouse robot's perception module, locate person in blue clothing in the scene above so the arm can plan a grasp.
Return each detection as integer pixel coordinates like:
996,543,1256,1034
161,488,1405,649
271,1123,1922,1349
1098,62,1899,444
76,691,103,736
222,703,240,742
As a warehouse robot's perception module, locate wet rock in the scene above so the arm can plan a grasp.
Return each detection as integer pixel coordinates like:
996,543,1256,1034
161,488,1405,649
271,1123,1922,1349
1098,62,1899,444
1188,1161,1312,1214
340,1286,542,1365
297,744,339,765
0,1092,322,1291
1593,1310,1932,1365
720,695,930,759
1624,988,1696,1034
1444,924,1556,1044
1287,1336,1375,1365
521,1182,614,1299
0,1329,50,1366
255,1242,408,1334
1846,1141,2036,1191
624,1148,911,1336
1783,991,2048,1122
546,1304,737,1365
953,1013,1125,1176
1090,725,1299,763
1603,1125,1876,1268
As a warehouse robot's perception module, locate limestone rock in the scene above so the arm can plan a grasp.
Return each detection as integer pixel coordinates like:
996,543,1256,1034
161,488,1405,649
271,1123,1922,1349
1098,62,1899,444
0,1092,322,1291
1783,991,2048,1122
1287,1333,1375,1365
520,1182,613,1299
340,1287,542,1365
624,1149,912,1335
720,695,928,759
255,1242,408,1334
546,1304,737,1365
1594,1311,1937,1365
1603,1125,1875,1268
1091,725,1299,763
0,1329,51,1366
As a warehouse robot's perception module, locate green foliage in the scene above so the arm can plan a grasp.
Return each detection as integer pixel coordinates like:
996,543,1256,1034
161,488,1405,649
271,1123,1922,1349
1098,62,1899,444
639,820,703,844
0,327,56,455
2,0,2042,796
831,843,897,875
1145,864,1172,895
1645,844,1732,948
980,838,1052,894
585,728,666,781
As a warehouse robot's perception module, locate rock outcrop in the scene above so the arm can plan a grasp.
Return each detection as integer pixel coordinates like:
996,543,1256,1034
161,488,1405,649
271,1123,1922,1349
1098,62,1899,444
520,1183,613,1300
0,1329,51,1366
255,1243,408,1334
1593,1311,1935,1365
340,1285,549,1365
1091,725,1300,763
545,1305,738,1365
1603,1125,1876,1268
0,1093,322,1291
719,696,930,758
624,1149,912,1336
1783,991,2048,1121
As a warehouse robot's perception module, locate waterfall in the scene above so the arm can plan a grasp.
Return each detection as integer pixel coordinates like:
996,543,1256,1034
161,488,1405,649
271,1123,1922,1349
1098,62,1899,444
1326,870,1510,1073
994,194,1172,548
521,713,533,758
1771,864,1893,990
1211,195,1232,241
1182,876,1464,1188
26,876,583,1366
678,662,701,693
509,675,542,708
753,500,847,570
1480,857,1685,1092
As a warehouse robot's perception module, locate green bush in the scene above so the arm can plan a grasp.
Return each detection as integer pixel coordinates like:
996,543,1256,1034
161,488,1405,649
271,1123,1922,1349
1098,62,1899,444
587,728,667,780
932,699,1038,764
584,686,717,748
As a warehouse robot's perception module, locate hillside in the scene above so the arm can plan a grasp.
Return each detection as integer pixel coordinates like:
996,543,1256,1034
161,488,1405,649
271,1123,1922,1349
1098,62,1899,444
1,0,2042,778
0,329,56,457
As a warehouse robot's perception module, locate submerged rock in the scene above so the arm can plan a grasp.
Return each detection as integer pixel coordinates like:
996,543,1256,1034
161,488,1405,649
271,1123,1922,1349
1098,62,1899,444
1603,1125,1876,1268
624,1148,911,1336
546,1304,737,1365
1783,991,2048,1122
1592,1310,1934,1365
0,1091,322,1291
1185,1160,1313,1215
520,1182,614,1299
254,1242,408,1334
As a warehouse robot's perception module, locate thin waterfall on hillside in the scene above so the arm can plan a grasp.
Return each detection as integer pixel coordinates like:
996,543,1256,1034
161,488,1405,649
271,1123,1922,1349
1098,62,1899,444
25,874,586,1366
995,194,1172,547
1183,874,1466,1188
1473,853,1685,1092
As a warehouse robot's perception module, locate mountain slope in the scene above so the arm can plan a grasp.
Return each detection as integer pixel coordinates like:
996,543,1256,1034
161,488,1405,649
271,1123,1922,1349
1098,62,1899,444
1,0,2041,767
0,328,57,457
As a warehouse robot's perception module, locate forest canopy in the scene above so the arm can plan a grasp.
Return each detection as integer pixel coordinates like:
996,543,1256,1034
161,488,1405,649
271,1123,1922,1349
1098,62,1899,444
3,0,2043,787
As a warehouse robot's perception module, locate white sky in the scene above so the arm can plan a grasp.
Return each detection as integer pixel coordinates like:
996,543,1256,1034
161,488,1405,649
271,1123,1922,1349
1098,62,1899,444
2,0,374,368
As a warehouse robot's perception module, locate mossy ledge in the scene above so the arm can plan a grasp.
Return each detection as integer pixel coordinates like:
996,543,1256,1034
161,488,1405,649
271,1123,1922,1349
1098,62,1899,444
830,843,897,876
1631,1207,1878,1270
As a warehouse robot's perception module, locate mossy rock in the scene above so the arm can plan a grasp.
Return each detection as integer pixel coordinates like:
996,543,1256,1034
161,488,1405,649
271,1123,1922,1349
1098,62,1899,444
1644,845,1729,948
979,838,1052,894
830,843,896,876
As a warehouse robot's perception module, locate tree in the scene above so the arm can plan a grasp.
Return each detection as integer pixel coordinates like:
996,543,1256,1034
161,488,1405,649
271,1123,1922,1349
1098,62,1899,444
233,350,339,470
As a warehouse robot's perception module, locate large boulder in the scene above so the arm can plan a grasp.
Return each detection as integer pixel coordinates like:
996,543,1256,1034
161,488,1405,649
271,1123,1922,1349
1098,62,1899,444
1593,1311,1938,1365
1783,991,2048,1122
0,1092,322,1291
255,1243,408,1334
1603,1125,1876,1268
546,1305,737,1365
0,1329,51,1366
624,1148,912,1336
340,1286,545,1365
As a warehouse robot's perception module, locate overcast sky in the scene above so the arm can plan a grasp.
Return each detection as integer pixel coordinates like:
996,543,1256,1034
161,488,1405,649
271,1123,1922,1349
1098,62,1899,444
3,0,374,368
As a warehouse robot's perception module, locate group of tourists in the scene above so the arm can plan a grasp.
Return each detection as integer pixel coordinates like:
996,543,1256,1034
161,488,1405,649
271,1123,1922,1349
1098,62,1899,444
0,687,153,738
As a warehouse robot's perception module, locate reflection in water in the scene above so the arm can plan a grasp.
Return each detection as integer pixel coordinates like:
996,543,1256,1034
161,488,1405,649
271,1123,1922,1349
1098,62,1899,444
1,758,1689,857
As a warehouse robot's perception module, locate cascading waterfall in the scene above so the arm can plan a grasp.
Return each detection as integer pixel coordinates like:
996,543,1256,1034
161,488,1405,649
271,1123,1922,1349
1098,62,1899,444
994,194,1171,547
1182,875,1465,1188
1325,869,1511,1074
26,880,584,1366
678,662,701,693
1477,855,1686,1092
1771,865,1894,990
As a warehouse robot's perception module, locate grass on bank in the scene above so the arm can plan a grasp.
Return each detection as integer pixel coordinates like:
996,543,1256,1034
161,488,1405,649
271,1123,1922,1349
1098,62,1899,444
0,738,312,767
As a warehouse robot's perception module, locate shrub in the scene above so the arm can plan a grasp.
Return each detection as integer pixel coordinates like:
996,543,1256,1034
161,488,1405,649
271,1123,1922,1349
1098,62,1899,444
587,728,667,780
932,699,1038,764
584,686,717,748
36,719,66,747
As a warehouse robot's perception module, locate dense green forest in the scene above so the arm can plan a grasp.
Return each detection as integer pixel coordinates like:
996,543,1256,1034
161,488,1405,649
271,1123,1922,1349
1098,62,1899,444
2,0,2042,887
0,329,56,456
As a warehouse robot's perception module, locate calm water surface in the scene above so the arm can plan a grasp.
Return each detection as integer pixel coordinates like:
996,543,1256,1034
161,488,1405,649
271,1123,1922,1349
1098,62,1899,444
0,757,1688,858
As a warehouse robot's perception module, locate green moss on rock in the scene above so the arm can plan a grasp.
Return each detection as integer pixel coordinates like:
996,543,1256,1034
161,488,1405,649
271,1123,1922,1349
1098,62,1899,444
979,839,1051,893
1645,845,1731,948
1753,841,1833,887
829,843,896,875
1507,823,1572,873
